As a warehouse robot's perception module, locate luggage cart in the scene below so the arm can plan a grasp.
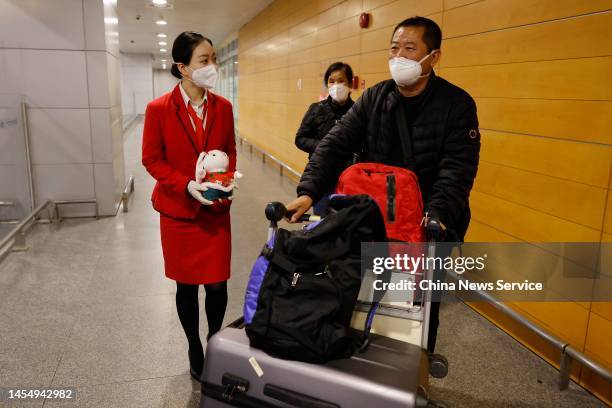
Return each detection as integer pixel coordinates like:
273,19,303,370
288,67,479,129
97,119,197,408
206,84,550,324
200,201,447,407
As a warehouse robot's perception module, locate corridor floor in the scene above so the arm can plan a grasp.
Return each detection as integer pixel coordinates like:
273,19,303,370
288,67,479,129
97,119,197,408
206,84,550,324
0,119,605,407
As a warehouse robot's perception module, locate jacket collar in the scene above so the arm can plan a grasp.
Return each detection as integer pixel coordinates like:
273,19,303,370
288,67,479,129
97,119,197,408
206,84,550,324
172,84,218,154
385,70,437,112
325,95,354,114
178,81,208,109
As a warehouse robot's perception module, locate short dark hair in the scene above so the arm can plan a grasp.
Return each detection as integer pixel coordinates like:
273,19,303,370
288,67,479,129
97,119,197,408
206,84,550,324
170,31,213,79
391,16,442,52
323,62,354,86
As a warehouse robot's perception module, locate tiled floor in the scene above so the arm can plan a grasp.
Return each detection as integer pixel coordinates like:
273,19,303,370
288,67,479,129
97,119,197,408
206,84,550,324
0,119,605,407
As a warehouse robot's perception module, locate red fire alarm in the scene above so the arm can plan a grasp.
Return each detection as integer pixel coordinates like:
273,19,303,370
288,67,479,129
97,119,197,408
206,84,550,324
359,12,370,29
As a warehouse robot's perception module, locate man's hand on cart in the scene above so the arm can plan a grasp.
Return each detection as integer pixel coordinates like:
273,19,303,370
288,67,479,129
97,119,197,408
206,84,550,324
423,212,447,241
285,195,313,223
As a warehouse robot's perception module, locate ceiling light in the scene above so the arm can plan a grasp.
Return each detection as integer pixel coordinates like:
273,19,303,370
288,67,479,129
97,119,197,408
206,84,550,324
152,0,167,5
161,59,167,62
157,33,167,38
156,19,167,25
158,41,167,46
160,48,167,52
104,17,118,25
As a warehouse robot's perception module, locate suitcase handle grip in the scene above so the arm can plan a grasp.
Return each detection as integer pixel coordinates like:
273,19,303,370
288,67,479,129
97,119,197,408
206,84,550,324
266,202,316,224
263,384,339,408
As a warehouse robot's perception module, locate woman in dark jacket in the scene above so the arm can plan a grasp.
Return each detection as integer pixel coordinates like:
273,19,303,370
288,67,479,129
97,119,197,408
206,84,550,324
295,62,355,158
295,62,354,214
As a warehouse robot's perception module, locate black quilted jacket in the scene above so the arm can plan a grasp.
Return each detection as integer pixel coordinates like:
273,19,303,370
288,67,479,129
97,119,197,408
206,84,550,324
295,96,354,158
297,73,480,241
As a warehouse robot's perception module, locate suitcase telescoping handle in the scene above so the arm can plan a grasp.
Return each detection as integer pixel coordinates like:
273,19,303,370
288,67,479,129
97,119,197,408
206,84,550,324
360,238,438,353
265,201,319,224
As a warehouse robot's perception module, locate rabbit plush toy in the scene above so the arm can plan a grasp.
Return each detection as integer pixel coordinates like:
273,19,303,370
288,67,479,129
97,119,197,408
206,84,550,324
195,150,242,205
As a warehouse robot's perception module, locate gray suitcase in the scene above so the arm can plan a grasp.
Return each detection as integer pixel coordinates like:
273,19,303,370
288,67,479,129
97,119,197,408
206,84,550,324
200,326,432,408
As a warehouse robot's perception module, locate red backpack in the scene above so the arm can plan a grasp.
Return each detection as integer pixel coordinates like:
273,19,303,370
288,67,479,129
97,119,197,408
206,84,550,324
335,162,425,243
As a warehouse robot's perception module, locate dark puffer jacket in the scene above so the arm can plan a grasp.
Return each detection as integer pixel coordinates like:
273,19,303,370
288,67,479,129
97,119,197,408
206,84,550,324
297,73,480,241
295,96,354,158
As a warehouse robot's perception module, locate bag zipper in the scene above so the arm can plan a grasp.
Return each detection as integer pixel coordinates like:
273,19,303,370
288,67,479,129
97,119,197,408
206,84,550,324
387,174,396,222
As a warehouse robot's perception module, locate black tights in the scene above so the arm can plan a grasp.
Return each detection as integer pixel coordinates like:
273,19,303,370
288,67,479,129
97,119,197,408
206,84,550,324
175,281,228,369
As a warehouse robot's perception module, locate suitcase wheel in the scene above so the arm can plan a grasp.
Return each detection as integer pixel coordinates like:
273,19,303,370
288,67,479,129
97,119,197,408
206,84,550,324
428,353,449,378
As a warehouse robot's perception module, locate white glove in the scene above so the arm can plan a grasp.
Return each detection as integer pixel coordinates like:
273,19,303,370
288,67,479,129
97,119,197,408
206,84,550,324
187,180,213,205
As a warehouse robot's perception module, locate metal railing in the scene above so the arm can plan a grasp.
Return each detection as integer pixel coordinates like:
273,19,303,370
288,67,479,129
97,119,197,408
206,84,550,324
464,280,612,391
0,199,53,262
121,175,135,213
240,134,612,394
239,137,302,179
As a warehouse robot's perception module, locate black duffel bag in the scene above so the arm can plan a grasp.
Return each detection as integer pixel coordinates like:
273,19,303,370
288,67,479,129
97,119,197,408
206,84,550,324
244,195,387,363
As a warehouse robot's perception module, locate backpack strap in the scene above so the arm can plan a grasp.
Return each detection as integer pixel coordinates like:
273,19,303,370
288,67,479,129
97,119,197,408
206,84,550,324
394,107,416,170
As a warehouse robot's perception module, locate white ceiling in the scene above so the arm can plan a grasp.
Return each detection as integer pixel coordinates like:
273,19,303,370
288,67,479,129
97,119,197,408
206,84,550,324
117,0,273,68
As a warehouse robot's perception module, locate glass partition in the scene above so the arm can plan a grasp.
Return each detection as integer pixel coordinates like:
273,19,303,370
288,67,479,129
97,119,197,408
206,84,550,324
217,39,239,124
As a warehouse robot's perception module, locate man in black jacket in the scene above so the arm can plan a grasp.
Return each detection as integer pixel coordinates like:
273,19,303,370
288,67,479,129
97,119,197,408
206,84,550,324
286,17,480,356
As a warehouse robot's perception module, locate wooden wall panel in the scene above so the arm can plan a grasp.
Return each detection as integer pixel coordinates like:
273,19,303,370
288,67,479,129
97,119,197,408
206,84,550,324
475,99,612,145
511,302,590,348
604,193,612,234
470,191,601,242
585,313,612,367
480,130,611,188
473,162,608,229
443,57,612,100
464,220,522,242
442,12,612,67
443,0,612,38
367,0,443,31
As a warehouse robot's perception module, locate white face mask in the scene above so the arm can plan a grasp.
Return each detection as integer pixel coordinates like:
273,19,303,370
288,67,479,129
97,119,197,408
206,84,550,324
328,84,349,103
388,51,437,87
186,64,217,89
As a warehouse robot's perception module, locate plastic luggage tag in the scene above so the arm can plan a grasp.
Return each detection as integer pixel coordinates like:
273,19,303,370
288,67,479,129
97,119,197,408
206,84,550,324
248,356,264,377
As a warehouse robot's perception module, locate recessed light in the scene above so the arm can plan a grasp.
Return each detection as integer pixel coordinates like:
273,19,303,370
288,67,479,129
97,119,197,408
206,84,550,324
152,0,167,5
104,17,118,25
157,33,167,38
234,61,238,64
158,41,167,46
160,48,167,52
156,19,167,25
161,59,167,62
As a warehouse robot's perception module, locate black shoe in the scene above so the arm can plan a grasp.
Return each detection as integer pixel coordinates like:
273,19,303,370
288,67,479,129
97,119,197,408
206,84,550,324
188,347,204,382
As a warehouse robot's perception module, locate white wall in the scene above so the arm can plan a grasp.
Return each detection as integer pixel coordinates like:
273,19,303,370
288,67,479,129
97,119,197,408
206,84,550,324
120,53,153,116
153,69,178,99
0,0,125,217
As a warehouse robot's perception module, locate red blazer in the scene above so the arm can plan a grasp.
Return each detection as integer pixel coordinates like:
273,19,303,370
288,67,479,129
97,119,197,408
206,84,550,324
142,85,237,219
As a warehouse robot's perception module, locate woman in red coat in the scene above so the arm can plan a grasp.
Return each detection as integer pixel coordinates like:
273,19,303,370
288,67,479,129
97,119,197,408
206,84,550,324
142,31,236,382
